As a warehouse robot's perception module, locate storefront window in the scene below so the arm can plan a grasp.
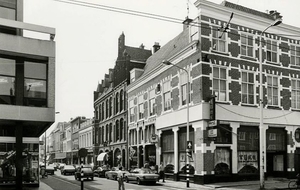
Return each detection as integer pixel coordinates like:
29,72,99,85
215,125,232,144
214,148,231,175
0,142,39,185
295,128,300,143
237,126,259,174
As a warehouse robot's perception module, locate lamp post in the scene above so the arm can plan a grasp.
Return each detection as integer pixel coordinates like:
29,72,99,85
163,60,190,187
259,18,282,189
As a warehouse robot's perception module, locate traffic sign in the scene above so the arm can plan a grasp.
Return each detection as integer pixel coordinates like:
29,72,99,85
187,141,193,150
208,120,218,127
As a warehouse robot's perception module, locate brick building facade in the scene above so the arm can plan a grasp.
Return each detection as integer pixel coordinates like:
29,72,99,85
127,0,300,184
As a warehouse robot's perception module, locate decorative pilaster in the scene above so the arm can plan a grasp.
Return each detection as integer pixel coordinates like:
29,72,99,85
173,127,179,173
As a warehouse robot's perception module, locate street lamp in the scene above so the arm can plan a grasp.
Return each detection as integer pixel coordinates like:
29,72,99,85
163,60,190,188
259,18,282,189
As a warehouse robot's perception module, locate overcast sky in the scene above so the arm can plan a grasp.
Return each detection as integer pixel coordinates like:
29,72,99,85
23,0,300,134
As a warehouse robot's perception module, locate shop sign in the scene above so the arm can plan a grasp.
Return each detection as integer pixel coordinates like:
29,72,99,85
208,120,218,127
208,128,217,137
238,151,257,162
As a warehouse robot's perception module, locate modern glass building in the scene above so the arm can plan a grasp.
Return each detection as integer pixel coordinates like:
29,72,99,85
0,0,55,188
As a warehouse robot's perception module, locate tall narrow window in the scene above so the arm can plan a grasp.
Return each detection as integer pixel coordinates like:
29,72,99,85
116,120,120,141
138,95,144,119
106,99,109,118
163,81,171,111
213,67,227,101
291,45,300,66
266,39,277,63
241,33,254,57
267,75,279,106
212,26,226,52
181,72,188,106
0,58,15,105
120,90,124,111
109,97,112,117
129,100,135,123
24,62,47,107
291,79,300,109
149,89,156,116
115,92,119,113
241,71,254,104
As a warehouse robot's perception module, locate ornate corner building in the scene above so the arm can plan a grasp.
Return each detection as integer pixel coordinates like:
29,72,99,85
127,0,300,185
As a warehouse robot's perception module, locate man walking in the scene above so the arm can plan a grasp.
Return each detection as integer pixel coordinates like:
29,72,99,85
158,162,165,182
117,167,125,190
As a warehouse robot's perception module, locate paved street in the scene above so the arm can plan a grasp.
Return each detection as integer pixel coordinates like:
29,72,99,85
38,170,292,190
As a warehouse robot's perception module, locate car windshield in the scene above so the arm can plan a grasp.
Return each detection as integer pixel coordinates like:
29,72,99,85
65,165,74,169
140,169,154,174
82,168,92,172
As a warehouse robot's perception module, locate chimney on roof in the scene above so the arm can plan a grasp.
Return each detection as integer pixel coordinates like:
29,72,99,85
153,42,160,53
139,43,145,49
269,10,282,20
183,16,193,30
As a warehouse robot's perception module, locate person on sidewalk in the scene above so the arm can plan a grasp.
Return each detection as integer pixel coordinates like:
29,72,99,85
117,167,125,190
158,162,165,182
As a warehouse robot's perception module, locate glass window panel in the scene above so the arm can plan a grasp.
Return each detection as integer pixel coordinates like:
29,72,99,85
213,79,219,90
241,46,246,55
0,76,15,95
272,52,277,62
219,41,226,52
248,84,254,94
220,80,226,91
220,69,226,79
248,73,254,82
267,40,271,49
213,68,219,78
0,59,15,76
24,79,46,98
297,47,300,56
241,35,246,44
248,47,253,57
296,57,300,65
248,36,253,45
24,62,47,80
272,41,277,51
242,83,247,92
242,72,247,82
291,56,295,65
267,51,271,61
242,94,247,103
273,77,278,86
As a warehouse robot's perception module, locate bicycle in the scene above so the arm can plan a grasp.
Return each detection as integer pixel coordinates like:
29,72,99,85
288,174,300,190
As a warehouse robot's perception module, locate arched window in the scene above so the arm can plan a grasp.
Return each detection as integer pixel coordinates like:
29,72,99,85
101,127,104,144
115,92,119,113
120,118,124,140
109,97,113,117
109,123,113,142
105,124,109,142
120,90,124,111
102,103,105,120
106,99,109,118
116,120,120,141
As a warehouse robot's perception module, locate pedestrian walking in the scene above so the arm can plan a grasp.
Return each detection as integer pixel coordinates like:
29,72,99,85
158,162,165,182
117,167,125,190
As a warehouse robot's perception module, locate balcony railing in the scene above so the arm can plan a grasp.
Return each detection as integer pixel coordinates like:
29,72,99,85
0,17,55,40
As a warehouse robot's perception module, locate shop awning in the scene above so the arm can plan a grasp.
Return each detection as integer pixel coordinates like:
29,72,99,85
97,152,107,161
54,156,66,160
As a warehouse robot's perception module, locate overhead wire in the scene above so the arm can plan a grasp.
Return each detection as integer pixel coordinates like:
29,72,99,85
53,0,300,55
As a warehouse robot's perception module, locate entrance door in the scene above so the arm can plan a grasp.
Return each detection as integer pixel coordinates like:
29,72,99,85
267,153,285,177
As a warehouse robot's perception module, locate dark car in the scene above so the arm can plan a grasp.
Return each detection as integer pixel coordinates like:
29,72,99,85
93,165,110,178
61,165,75,175
74,166,94,181
44,165,55,175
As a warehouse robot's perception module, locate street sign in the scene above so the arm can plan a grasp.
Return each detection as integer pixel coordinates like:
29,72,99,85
208,129,217,138
208,120,218,127
187,141,193,150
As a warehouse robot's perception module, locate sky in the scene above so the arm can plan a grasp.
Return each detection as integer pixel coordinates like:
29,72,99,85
22,0,300,134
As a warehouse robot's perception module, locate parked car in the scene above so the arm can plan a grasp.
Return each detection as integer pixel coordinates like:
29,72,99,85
124,168,159,185
44,165,55,175
58,163,65,170
93,165,110,178
48,163,58,171
61,165,75,175
74,165,94,181
105,167,129,180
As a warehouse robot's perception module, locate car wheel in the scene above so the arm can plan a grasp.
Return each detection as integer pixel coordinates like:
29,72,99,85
137,178,141,185
125,177,129,183
106,175,109,179
75,176,77,180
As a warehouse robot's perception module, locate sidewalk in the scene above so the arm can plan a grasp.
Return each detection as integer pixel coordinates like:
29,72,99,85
0,181,53,190
158,178,290,190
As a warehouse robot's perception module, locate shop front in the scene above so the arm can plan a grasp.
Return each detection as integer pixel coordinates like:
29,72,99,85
0,139,40,186
128,146,137,169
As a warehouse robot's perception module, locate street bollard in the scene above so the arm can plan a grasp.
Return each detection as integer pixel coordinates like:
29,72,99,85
81,172,84,190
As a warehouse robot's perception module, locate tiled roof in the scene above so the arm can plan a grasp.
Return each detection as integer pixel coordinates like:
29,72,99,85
125,46,152,62
143,28,189,74
221,1,275,20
